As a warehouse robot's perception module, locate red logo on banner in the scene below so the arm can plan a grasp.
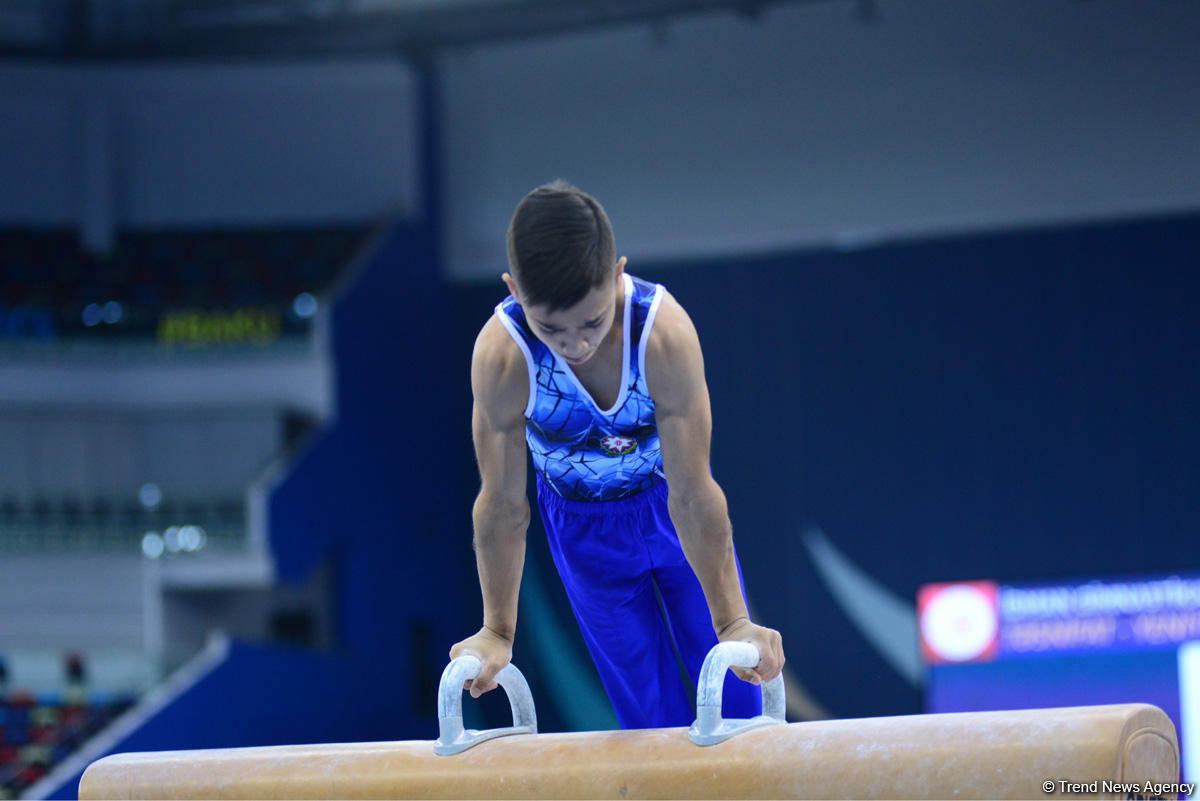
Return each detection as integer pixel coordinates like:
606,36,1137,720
918,581,1000,665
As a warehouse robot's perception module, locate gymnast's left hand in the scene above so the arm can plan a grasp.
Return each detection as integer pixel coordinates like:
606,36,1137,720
716,617,785,685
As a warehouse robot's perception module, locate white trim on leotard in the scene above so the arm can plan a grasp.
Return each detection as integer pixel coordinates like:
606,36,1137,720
637,281,666,384
494,302,538,419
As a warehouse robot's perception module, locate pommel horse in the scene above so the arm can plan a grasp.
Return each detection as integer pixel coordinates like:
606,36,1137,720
79,642,1181,799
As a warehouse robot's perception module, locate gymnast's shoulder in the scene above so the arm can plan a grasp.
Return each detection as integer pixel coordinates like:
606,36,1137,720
643,288,705,385
471,312,528,410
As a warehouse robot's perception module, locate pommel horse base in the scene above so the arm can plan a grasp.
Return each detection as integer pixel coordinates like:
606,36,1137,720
80,703,1179,800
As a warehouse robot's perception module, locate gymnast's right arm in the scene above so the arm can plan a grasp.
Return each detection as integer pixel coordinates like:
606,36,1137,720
449,314,531,698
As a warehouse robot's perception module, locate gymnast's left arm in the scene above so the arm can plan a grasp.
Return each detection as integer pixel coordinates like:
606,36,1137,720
645,290,785,685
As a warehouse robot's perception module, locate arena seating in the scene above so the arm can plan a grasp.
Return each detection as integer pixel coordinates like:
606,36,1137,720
0,685,135,800
0,225,371,342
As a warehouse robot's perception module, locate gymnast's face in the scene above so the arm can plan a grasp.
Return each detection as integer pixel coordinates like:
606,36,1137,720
504,258,626,367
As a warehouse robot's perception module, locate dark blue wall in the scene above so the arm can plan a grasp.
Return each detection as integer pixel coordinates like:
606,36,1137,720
268,220,471,739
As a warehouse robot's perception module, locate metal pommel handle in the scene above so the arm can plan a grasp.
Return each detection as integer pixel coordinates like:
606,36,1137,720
433,654,538,756
688,641,786,746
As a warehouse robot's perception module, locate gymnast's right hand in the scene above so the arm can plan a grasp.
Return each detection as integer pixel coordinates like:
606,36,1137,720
449,626,513,698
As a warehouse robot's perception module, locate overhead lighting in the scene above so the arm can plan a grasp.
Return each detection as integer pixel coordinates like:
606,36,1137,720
292,292,318,319
141,532,165,560
139,483,162,510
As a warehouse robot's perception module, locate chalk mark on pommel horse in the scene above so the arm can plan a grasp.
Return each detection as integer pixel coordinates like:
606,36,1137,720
80,641,1181,800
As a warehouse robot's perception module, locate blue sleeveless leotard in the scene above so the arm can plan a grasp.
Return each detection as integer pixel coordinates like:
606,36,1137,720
495,273,665,502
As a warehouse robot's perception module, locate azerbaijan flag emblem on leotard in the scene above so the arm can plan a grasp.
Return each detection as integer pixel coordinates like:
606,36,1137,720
600,435,637,457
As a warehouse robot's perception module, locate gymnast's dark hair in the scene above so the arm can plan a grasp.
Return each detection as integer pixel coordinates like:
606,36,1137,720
506,179,617,312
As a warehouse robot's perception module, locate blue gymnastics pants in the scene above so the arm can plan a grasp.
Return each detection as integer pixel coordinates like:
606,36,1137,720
536,475,762,729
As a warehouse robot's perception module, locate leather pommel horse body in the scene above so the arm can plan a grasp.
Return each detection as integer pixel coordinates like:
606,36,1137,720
79,703,1179,800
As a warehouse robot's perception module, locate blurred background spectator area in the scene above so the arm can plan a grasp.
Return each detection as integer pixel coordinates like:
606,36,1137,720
0,653,136,801
0,225,370,344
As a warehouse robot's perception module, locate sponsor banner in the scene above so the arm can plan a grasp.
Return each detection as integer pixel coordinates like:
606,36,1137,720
157,307,281,346
919,574,1200,663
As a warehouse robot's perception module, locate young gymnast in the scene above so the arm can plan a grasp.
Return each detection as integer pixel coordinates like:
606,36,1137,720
451,180,784,728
